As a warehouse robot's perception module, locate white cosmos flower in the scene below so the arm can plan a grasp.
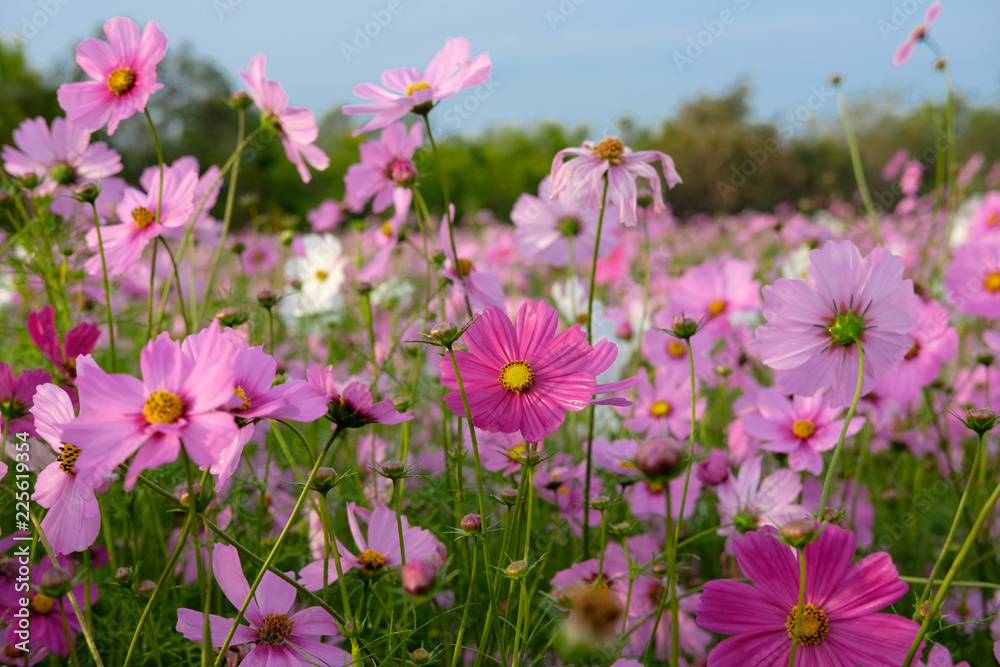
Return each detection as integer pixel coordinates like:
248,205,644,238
279,233,347,322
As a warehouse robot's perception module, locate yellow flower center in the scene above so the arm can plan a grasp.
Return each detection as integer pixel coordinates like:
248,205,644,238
2,645,25,658
457,258,473,276
650,400,671,417
107,67,137,96
792,419,815,439
592,137,625,164
315,270,329,282
132,207,156,229
57,444,81,476
234,386,250,411
260,613,294,645
405,80,431,97
358,548,388,572
667,341,686,359
499,360,534,394
30,593,55,615
382,221,393,237
785,603,829,646
984,272,1000,292
619,460,636,470
988,212,999,226
507,444,526,460
143,390,184,424
904,342,920,360
708,299,727,316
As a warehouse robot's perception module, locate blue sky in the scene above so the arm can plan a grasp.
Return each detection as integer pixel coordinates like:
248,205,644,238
3,0,998,137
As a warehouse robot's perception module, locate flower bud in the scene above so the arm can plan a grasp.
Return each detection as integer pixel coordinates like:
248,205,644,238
39,567,73,595
829,73,842,86
401,559,437,596
257,288,280,309
378,459,406,480
696,449,730,486
73,182,101,204
671,314,699,339
229,90,253,110
780,519,818,548
137,580,157,595
411,648,430,664
955,407,1000,437
216,307,248,328
354,281,373,295
933,58,946,71
499,487,519,506
460,513,482,534
310,467,339,495
115,566,133,582
589,495,612,511
634,438,681,480
505,560,529,579
429,321,459,346
390,158,417,186
822,507,844,525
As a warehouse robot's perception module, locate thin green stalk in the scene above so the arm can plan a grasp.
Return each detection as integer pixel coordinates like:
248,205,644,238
421,114,473,318
818,346,865,514
199,109,246,321
446,345,505,666
451,544,478,667
158,236,191,334
88,202,116,370
915,431,983,614
643,487,674,664
59,604,81,667
582,174,610,556
834,88,882,244
212,427,344,664
902,474,1000,666
787,548,808,667
144,109,165,340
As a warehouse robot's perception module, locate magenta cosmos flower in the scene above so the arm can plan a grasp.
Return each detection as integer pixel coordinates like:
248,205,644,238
28,305,99,381
511,175,619,267
874,298,957,404
342,37,492,136
1,116,121,196
84,162,197,277
177,544,350,666
439,300,634,443
60,322,240,490
57,17,167,135
752,240,917,408
550,136,682,227
306,365,412,428
0,363,51,439
743,388,864,476
239,54,329,183
344,121,421,214
893,1,942,65
945,238,1000,318
697,524,919,666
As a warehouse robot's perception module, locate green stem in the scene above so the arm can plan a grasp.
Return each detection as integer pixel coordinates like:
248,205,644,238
581,174,610,556
199,109,245,321
834,88,881,244
818,345,865,515
212,427,344,664
88,201,117,371
158,236,191,334
144,109,165,341
451,543,477,667
787,547,808,667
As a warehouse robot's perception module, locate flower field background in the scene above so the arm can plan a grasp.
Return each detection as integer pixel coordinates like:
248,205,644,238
0,4,999,666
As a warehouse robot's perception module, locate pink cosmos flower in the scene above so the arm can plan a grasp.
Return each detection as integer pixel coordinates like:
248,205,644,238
306,199,345,232
29,384,104,555
917,644,969,667
643,323,714,383
970,191,1000,236
882,148,910,180
438,206,505,311
752,240,917,408
697,524,920,666
177,543,350,666
299,502,444,591
550,136,682,227
2,116,122,196
592,437,642,479
629,477,703,521
344,121,421,214
239,54,329,183
440,300,634,443
743,388,864,476
622,367,704,439
84,162,198,277
306,365,411,428
511,175,619,267
60,322,240,490
945,238,1000,318
342,37,492,136
715,456,805,547
874,298,957,404
669,258,761,338
57,17,167,135
0,363,51,439
27,306,99,381
893,1,943,66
